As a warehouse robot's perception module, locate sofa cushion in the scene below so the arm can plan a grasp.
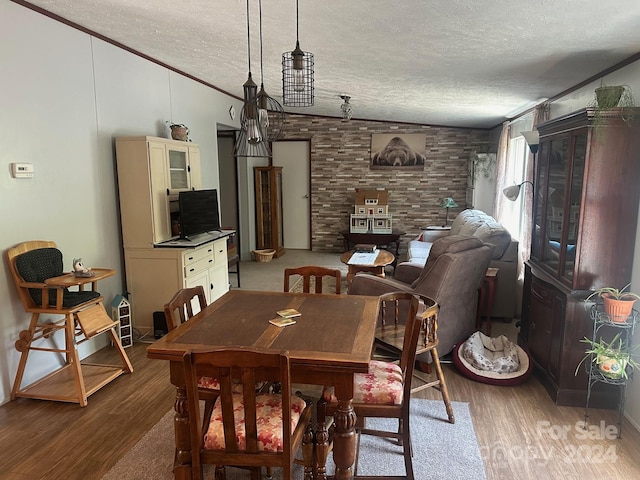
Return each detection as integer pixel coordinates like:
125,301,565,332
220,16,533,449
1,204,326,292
473,223,511,258
448,210,511,259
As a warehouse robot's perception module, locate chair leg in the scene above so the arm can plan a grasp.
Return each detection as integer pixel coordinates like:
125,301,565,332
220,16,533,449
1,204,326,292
315,399,331,480
11,313,39,400
402,407,414,480
431,347,455,424
66,314,89,406
107,328,134,373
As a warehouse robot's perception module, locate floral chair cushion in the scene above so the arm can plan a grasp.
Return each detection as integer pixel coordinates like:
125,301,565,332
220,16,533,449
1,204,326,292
322,360,404,405
204,393,307,452
197,377,268,394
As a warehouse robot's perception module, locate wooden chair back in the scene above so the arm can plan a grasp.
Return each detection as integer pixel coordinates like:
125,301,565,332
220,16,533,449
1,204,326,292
164,286,207,331
6,240,102,314
182,348,313,480
283,266,342,294
376,292,439,357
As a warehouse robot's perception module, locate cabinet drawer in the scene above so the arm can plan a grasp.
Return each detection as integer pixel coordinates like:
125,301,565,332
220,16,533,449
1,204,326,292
184,257,214,278
212,239,227,264
183,245,214,266
531,279,554,306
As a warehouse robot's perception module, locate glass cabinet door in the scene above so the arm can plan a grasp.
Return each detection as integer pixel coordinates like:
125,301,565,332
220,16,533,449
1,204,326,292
167,147,190,191
559,132,586,281
534,129,586,284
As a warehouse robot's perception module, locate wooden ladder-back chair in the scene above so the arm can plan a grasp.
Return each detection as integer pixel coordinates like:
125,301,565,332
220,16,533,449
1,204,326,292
182,348,314,480
7,240,133,407
163,285,208,331
375,293,454,423
284,266,342,294
318,292,445,480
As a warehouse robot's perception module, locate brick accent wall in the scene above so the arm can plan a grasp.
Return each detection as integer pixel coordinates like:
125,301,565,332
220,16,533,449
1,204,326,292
278,113,490,258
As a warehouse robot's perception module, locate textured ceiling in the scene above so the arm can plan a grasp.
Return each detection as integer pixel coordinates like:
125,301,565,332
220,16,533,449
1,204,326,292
20,0,640,128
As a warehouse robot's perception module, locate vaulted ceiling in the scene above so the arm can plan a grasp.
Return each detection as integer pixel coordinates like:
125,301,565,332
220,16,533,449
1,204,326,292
20,0,640,128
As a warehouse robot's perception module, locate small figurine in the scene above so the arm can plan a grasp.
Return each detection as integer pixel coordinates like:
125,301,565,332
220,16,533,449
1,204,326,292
73,258,95,277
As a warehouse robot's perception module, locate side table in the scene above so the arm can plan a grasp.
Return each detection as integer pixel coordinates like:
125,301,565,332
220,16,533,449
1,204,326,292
340,250,395,286
476,267,499,335
341,230,404,267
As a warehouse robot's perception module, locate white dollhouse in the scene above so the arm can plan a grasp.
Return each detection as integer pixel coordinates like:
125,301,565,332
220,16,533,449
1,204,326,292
350,189,393,234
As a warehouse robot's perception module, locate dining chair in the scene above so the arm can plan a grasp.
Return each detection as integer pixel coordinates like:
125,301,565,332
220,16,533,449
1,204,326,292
317,292,442,480
163,285,207,331
182,347,314,480
284,266,342,294
375,292,455,423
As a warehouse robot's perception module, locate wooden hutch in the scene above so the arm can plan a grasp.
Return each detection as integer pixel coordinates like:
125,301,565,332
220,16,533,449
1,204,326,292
519,108,640,407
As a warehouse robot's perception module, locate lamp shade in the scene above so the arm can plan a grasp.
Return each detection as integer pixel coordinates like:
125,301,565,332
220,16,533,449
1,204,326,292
503,181,533,201
503,184,522,201
440,197,459,208
521,130,540,154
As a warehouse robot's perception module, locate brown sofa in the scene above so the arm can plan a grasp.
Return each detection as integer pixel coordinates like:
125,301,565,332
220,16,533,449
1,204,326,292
349,235,494,362
406,209,518,318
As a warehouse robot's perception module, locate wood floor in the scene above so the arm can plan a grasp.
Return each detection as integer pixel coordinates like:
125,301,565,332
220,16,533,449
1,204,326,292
2,252,640,479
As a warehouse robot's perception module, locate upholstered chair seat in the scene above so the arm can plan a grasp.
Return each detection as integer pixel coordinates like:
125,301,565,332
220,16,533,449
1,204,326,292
322,360,403,405
204,393,308,452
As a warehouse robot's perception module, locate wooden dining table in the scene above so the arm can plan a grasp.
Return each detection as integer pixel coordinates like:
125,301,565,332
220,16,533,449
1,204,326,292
147,289,380,480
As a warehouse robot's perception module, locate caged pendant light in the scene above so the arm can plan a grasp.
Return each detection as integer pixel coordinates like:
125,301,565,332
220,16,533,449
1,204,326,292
256,0,285,141
282,0,314,106
235,0,271,158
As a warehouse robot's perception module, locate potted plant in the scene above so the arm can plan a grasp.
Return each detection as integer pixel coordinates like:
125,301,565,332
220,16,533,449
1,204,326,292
589,83,635,131
585,283,640,323
575,334,640,380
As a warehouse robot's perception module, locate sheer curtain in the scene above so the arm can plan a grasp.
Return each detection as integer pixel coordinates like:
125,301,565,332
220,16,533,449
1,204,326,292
493,104,550,317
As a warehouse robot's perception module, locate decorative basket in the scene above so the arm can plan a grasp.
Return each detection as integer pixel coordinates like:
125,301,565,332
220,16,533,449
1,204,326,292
252,249,276,262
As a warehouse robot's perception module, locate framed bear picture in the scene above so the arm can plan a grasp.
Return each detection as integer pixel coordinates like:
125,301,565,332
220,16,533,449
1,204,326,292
370,133,426,170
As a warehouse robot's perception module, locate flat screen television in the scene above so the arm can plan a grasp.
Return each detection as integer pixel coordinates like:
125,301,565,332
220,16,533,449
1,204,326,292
178,189,221,239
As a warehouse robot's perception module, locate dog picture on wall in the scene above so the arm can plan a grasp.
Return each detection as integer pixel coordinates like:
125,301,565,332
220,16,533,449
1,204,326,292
370,133,426,170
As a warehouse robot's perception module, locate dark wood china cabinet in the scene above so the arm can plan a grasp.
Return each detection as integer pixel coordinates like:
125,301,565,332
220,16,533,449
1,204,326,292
520,108,640,407
254,166,285,257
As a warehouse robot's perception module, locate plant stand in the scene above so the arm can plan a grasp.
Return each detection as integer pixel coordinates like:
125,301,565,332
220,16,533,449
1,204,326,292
583,306,637,438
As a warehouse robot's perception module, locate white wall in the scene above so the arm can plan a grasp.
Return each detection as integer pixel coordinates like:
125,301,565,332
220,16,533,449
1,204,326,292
0,2,242,405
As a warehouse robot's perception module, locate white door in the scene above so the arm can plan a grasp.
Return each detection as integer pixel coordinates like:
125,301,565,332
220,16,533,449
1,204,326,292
272,141,310,249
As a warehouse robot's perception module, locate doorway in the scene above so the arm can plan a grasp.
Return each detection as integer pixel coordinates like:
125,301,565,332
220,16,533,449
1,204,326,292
272,141,311,250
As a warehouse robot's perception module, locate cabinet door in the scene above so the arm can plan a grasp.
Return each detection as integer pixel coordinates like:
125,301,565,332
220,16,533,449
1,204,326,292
167,144,191,193
148,141,172,243
188,145,202,190
185,269,210,310
208,264,229,303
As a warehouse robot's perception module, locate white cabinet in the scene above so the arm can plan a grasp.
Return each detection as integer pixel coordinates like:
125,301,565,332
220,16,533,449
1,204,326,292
115,136,228,335
116,136,201,247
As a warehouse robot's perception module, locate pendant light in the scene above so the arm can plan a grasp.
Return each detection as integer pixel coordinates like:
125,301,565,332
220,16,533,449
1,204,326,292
256,0,285,141
235,0,270,157
282,0,314,106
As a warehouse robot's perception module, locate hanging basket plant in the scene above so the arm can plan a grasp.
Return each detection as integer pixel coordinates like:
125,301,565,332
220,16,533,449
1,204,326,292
589,83,635,132
470,153,496,182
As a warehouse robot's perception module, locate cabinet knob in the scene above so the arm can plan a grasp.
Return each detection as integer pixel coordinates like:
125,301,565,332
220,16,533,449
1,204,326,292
166,188,170,196
210,283,214,291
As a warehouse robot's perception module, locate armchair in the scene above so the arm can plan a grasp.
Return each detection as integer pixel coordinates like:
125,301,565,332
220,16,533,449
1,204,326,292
349,235,494,363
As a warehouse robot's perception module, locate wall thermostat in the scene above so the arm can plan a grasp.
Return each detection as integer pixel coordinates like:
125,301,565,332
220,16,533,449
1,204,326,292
11,162,34,178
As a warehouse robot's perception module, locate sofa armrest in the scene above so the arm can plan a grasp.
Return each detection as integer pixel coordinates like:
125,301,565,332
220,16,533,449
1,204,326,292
418,229,451,243
393,262,424,284
348,273,414,297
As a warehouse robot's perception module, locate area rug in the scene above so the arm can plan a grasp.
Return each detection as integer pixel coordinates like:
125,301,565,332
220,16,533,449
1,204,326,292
101,399,486,480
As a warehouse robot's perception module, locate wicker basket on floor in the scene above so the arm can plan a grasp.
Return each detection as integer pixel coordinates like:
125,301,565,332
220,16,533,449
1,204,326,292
252,249,276,262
